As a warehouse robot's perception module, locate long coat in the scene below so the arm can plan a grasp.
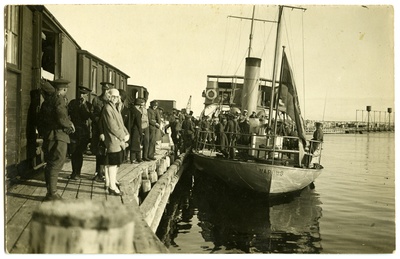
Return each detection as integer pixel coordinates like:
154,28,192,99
90,93,108,154
129,106,143,152
100,101,129,153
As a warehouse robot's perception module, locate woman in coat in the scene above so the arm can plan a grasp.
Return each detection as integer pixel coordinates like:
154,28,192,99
99,88,130,196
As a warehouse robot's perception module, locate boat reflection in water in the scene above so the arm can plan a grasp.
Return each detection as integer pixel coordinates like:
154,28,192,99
156,168,323,253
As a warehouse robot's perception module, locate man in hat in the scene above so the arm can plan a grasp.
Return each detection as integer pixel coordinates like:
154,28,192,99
90,82,113,181
67,86,92,180
181,114,196,150
147,100,161,160
41,78,75,201
128,98,144,163
225,110,241,159
118,88,130,162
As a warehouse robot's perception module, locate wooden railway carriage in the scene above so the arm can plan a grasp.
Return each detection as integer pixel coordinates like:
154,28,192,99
4,5,129,179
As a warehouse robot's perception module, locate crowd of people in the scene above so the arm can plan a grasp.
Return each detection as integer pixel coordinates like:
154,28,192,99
37,79,324,201
37,79,192,201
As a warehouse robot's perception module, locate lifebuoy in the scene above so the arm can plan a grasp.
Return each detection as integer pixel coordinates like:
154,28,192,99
205,89,217,100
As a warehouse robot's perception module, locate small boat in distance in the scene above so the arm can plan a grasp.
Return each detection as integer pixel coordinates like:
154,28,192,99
192,5,324,195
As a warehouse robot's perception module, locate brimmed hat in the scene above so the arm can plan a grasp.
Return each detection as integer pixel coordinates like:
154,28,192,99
52,78,70,88
40,80,55,94
100,82,114,90
78,86,91,94
315,121,323,126
150,100,159,106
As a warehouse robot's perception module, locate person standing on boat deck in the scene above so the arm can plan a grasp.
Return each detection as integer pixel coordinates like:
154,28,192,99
148,100,161,160
129,98,144,164
40,79,75,201
67,86,92,180
249,111,258,118
90,82,112,182
100,88,130,196
308,122,324,168
239,109,249,123
199,115,211,149
310,122,324,154
215,116,229,157
225,109,241,159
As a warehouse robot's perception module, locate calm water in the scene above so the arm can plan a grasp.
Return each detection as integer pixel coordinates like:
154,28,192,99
156,133,395,254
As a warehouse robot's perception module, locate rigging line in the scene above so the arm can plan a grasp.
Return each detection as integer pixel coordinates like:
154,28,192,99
220,16,230,75
226,18,243,74
261,15,275,80
302,10,306,119
234,49,248,75
322,84,329,122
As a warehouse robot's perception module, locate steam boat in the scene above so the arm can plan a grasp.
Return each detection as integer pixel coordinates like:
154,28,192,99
192,5,324,195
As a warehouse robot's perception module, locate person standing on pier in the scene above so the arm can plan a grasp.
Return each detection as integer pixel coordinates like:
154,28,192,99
39,79,75,201
67,86,92,180
129,98,144,163
100,88,130,196
182,114,195,150
117,89,130,162
147,100,161,160
90,82,112,182
140,99,151,161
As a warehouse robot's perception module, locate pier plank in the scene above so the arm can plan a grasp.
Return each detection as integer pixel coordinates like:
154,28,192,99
5,148,175,254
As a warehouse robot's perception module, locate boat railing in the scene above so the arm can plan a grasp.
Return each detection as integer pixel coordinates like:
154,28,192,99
194,129,323,168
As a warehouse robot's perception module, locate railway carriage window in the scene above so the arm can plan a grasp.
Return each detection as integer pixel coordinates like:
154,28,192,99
91,66,97,94
41,31,56,75
6,5,20,66
108,70,114,85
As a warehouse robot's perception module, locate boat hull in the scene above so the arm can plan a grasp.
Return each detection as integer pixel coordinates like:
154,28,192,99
193,152,322,194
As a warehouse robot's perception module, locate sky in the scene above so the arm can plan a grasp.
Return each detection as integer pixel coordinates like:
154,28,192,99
7,0,398,122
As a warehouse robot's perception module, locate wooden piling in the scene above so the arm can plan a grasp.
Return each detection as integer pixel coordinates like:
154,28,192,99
29,200,134,253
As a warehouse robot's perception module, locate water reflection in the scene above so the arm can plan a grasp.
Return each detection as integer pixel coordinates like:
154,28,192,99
157,169,323,254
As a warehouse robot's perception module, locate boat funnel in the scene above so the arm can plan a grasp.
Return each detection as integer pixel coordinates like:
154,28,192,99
241,57,261,114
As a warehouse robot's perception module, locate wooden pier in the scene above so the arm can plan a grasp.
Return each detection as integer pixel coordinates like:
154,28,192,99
5,145,188,254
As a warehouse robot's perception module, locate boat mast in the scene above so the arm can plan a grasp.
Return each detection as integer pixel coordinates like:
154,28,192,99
248,5,256,57
267,5,307,131
267,5,284,131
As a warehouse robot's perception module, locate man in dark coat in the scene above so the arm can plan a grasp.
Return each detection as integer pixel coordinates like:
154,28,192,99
67,86,92,180
118,88,130,162
181,114,195,150
129,98,144,163
225,110,241,159
39,78,75,201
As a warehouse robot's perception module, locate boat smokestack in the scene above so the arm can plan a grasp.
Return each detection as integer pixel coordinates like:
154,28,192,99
241,57,261,114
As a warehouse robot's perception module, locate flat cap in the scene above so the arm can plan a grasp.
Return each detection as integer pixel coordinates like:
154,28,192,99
150,100,159,106
52,78,70,88
79,86,91,94
100,82,114,89
134,98,145,105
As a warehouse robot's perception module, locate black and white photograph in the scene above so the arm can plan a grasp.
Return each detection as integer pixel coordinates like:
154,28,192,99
2,0,396,255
